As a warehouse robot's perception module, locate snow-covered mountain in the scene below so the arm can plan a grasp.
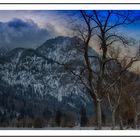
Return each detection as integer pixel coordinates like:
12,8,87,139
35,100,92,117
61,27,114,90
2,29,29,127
0,36,98,124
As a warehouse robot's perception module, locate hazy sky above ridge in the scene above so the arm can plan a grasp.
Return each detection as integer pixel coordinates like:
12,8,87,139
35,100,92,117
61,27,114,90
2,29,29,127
0,10,140,54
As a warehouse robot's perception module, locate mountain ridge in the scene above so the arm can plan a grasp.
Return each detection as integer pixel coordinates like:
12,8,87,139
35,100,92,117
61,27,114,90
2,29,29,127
0,36,97,126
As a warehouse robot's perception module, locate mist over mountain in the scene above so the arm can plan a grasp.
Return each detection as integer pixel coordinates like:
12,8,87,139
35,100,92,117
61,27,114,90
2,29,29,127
0,18,58,51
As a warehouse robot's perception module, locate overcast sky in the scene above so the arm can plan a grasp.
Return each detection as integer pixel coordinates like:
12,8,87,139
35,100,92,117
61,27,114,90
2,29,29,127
0,10,140,52
0,10,72,49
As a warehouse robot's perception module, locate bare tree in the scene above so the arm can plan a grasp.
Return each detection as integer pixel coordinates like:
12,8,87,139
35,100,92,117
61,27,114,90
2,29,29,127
74,10,139,129
52,10,139,129
104,54,139,129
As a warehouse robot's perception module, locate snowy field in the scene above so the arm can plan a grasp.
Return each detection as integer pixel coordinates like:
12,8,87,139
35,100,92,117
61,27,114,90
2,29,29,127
0,126,138,130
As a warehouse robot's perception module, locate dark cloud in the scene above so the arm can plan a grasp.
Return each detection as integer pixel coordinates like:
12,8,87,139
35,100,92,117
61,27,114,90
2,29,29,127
7,19,30,29
0,18,56,50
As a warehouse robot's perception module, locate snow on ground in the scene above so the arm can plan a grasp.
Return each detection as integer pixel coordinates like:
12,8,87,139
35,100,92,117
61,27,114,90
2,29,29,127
0,126,138,130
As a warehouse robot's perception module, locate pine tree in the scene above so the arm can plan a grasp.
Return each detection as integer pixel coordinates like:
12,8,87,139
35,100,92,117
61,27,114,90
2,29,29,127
80,106,88,127
55,110,62,127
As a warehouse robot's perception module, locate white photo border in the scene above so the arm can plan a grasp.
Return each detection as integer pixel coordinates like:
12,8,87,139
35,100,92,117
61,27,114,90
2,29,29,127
0,3,140,137
0,0,140,4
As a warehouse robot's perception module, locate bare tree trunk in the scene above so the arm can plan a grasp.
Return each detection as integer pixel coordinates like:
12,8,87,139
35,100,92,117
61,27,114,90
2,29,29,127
134,115,138,129
112,110,116,130
119,115,123,130
97,100,102,129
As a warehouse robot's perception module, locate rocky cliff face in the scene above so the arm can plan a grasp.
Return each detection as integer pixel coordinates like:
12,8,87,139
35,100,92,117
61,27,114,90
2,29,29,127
0,36,98,125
